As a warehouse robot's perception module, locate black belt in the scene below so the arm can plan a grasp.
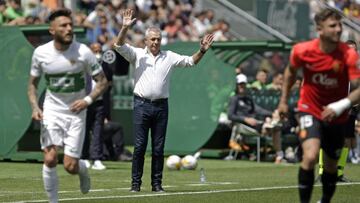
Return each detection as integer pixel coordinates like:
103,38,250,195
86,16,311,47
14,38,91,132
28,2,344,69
134,95,168,104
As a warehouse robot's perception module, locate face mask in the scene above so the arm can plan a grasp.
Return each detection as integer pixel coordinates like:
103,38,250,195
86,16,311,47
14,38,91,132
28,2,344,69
95,53,102,62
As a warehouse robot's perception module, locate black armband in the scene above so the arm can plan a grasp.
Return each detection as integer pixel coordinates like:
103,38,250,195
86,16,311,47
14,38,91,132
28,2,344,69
200,48,207,54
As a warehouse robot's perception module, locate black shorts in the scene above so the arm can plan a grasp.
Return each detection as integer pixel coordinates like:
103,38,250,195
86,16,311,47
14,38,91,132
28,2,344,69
298,112,345,160
344,114,356,138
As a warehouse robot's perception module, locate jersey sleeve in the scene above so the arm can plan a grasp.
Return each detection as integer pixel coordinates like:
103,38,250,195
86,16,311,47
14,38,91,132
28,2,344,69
289,44,304,69
346,48,360,80
30,50,42,77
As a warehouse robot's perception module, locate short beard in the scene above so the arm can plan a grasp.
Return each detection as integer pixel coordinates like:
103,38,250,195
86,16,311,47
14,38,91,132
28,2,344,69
55,34,73,45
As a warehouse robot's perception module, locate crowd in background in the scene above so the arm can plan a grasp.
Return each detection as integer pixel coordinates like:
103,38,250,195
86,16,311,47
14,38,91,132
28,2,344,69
326,0,360,19
0,0,232,50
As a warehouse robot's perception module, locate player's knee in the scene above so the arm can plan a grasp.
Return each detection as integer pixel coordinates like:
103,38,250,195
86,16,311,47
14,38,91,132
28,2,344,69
44,157,58,168
64,161,78,174
303,153,318,165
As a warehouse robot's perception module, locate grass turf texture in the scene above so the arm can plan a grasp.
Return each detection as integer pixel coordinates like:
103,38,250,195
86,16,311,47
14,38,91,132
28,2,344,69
0,159,359,202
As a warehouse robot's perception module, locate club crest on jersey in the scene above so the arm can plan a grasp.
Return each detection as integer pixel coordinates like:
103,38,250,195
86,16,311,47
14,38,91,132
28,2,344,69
331,60,343,73
103,50,116,64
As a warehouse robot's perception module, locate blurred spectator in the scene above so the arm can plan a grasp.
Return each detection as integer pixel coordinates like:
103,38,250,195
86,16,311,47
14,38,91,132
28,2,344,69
266,72,284,91
227,74,284,163
248,69,269,90
29,0,50,22
0,0,6,25
1,0,229,47
213,19,230,41
192,10,212,37
4,0,23,23
42,0,62,11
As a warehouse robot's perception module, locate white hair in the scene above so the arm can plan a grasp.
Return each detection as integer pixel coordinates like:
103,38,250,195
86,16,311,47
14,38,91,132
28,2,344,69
145,27,161,38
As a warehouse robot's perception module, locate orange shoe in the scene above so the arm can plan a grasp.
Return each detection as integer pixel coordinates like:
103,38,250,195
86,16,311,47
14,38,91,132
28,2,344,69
229,140,242,151
242,144,250,151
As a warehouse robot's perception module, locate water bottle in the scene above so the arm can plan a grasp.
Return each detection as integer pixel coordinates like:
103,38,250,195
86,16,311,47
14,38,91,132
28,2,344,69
200,168,206,183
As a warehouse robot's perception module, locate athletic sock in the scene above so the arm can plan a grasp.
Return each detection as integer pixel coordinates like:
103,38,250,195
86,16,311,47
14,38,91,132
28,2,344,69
318,148,324,176
298,167,314,203
276,150,284,158
337,148,349,177
78,159,88,175
42,164,58,203
321,171,338,203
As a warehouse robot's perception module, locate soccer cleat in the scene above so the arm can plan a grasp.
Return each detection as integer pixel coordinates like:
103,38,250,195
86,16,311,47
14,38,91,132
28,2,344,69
337,175,351,182
79,167,91,194
91,160,106,170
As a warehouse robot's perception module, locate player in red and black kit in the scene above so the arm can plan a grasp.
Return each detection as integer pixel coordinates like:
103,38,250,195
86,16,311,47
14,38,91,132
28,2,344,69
278,8,360,203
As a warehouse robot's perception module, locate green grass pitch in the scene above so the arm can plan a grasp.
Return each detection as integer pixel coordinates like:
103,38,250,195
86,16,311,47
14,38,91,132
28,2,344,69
0,158,359,202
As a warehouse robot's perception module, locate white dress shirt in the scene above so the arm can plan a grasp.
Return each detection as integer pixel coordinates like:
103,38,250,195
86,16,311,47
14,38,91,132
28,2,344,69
114,43,195,100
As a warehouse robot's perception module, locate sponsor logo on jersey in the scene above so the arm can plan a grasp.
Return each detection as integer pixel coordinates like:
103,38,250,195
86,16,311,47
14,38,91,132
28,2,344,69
50,77,75,87
103,50,116,64
312,73,338,87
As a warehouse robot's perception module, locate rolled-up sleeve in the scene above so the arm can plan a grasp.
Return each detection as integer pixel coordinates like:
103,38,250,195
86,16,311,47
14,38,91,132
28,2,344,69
113,43,137,63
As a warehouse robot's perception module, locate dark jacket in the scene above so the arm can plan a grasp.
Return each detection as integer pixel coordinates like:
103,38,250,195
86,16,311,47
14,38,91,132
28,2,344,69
227,94,272,124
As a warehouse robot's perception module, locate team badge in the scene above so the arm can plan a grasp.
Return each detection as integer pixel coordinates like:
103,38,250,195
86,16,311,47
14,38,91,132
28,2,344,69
331,60,343,73
102,50,116,64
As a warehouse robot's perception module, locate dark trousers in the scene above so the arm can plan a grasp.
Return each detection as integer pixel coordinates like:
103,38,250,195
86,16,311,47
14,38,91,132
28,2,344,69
103,121,125,160
82,100,105,160
131,96,168,187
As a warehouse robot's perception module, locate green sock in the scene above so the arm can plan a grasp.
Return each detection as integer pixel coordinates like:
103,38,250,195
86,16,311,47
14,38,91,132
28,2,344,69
337,148,349,177
319,148,324,175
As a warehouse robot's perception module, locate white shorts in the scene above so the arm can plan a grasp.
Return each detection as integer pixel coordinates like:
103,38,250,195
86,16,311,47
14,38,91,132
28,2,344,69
41,109,86,158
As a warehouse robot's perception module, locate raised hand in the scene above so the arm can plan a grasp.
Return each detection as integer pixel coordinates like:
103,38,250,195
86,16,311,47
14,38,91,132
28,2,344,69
122,9,136,27
200,33,215,52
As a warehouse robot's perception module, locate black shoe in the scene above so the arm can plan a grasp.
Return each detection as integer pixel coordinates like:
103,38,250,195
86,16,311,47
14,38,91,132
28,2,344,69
130,184,140,192
152,185,164,192
337,175,351,182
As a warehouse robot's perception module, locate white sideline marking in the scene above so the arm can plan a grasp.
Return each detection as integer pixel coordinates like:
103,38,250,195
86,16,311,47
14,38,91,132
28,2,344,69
6,182,360,203
0,182,235,195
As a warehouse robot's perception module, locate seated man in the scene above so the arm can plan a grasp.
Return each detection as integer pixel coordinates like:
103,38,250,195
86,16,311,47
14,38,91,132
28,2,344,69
227,74,284,163
102,118,132,161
